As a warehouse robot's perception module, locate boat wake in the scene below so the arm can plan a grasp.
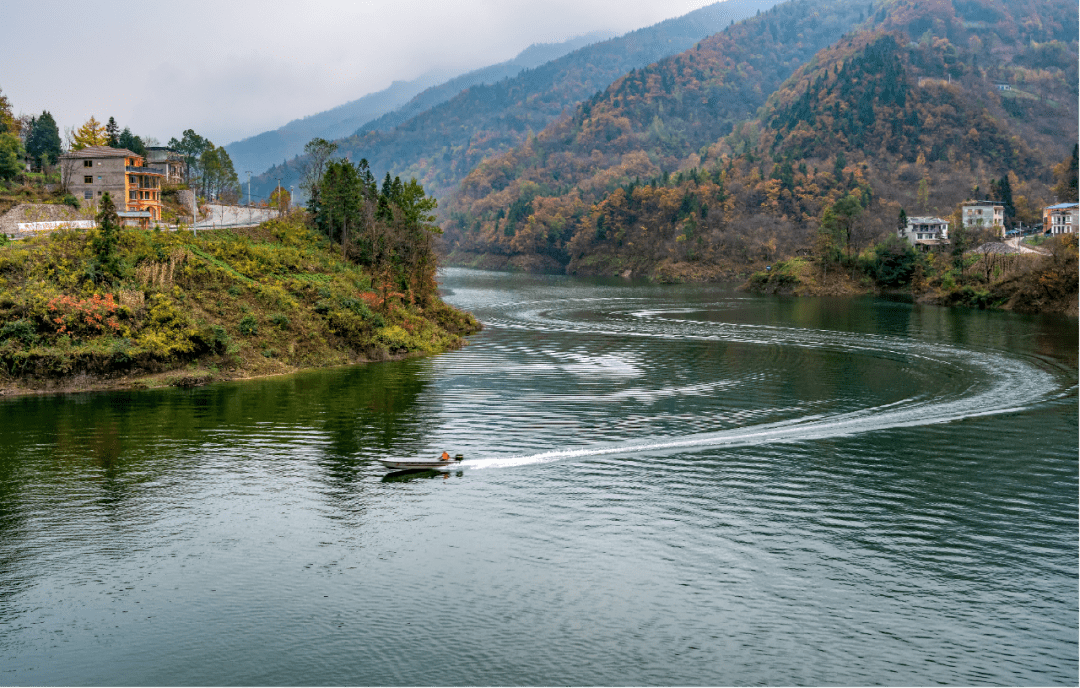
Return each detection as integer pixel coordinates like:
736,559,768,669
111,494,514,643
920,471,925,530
450,296,1064,471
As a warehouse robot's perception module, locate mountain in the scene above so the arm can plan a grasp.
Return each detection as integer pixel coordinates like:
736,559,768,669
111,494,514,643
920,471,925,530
223,31,614,178
443,0,1078,277
250,0,782,203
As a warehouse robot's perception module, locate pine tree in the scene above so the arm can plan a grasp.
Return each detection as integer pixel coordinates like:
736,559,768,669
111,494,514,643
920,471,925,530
26,111,62,166
92,193,122,283
105,117,120,147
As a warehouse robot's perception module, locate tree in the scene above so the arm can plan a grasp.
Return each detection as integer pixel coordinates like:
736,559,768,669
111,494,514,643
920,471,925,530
1051,144,1078,202
299,137,338,201
269,186,291,215
105,117,120,147
167,129,212,184
72,116,107,150
0,86,17,136
198,145,240,202
117,128,146,156
897,207,908,235
0,132,23,180
91,193,122,283
25,111,62,167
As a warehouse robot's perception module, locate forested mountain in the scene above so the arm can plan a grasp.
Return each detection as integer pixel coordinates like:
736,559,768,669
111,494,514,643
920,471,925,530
249,0,781,203
223,32,614,178
444,0,1078,277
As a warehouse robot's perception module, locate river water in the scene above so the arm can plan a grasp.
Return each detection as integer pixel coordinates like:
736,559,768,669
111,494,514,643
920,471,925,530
0,268,1076,686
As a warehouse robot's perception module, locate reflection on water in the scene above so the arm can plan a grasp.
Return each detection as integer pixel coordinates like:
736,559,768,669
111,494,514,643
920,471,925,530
0,269,1075,686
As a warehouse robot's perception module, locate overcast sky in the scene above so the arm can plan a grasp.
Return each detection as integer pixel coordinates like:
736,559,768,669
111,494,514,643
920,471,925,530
3,0,719,147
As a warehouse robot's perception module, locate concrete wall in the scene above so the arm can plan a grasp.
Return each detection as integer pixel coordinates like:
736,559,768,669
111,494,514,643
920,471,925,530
0,204,91,239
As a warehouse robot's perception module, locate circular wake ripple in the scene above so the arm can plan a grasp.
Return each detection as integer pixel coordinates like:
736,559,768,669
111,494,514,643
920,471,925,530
448,295,1064,470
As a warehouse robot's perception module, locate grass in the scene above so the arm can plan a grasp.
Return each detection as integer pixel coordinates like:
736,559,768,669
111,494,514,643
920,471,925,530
0,214,481,392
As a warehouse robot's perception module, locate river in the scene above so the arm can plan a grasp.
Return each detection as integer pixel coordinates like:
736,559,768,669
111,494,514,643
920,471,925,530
0,268,1076,686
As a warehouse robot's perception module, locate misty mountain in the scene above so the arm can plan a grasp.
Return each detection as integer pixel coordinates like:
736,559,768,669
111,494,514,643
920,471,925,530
224,31,614,178
250,0,781,203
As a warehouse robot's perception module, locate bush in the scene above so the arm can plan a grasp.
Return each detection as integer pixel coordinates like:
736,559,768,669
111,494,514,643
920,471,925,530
270,313,290,330
872,236,922,287
61,194,79,209
238,315,258,336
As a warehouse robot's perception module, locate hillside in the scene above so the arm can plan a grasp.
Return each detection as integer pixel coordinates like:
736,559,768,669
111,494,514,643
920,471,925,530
442,0,1078,279
223,32,615,177
249,0,781,203
0,216,479,395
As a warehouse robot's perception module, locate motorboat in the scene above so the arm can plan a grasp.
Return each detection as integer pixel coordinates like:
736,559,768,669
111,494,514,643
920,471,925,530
378,454,464,471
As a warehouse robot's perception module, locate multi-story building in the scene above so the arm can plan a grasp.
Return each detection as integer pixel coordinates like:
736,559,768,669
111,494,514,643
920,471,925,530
1043,202,1078,235
145,147,187,184
60,146,164,227
961,200,1005,237
899,216,949,249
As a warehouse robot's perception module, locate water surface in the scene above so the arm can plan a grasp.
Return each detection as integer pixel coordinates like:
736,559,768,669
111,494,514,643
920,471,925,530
0,269,1076,685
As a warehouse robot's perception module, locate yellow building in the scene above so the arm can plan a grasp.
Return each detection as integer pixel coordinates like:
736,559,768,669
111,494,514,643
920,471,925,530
60,146,164,228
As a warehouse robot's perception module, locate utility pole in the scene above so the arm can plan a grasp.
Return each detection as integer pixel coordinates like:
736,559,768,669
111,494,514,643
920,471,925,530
245,171,252,207
275,178,282,218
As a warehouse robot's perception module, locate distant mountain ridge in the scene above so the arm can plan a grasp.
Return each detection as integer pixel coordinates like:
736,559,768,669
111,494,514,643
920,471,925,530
224,31,615,177
442,0,1078,278
249,0,781,203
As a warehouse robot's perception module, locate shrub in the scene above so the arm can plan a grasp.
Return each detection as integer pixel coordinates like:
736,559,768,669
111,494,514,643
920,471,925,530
270,313,290,330
872,236,922,287
238,315,258,336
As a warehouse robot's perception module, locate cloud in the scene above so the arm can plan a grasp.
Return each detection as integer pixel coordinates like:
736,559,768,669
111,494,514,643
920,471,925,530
3,0,718,145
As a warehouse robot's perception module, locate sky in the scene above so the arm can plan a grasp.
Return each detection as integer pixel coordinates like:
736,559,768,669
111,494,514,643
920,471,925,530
3,0,720,147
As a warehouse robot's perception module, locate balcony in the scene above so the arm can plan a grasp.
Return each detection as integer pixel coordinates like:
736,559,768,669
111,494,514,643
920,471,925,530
126,166,164,175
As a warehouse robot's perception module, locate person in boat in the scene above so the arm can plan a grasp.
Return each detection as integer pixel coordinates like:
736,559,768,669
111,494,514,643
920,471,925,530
440,451,450,461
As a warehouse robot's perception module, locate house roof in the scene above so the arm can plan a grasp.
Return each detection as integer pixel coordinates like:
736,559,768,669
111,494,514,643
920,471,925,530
1045,202,1078,210
60,146,140,159
908,216,948,224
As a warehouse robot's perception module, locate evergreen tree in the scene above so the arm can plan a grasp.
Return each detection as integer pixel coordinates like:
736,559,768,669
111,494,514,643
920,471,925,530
117,127,146,156
105,117,120,147
25,111,62,166
92,193,122,283
897,208,908,234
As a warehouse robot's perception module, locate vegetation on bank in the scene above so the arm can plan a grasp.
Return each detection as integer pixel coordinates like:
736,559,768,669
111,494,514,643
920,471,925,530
745,233,1079,316
0,193,479,393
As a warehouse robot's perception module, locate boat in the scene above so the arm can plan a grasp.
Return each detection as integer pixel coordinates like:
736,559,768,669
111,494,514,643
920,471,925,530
378,454,464,471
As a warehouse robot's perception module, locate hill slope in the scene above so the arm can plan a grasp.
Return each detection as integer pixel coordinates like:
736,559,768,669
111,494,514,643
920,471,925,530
442,0,1078,277
223,32,613,178
250,0,782,203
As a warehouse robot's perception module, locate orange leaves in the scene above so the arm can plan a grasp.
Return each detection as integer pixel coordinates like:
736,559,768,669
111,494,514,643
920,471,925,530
46,293,122,335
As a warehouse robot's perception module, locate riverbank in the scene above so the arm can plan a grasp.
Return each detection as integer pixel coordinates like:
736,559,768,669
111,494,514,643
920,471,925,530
742,236,1079,317
0,216,481,396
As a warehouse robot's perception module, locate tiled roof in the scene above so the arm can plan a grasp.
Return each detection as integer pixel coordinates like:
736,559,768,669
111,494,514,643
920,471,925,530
60,146,139,159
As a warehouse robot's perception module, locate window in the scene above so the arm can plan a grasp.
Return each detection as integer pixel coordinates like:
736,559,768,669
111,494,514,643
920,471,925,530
129,190,137,200
84,175,93,184
130,175,136,183
83,190,93,200
83,160,93,167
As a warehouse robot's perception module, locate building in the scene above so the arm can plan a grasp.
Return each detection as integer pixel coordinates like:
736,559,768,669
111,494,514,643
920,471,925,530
60,146,164,227
1043,202,1078,235
145,147,186,184
899,216,949,249
961,200,1005,237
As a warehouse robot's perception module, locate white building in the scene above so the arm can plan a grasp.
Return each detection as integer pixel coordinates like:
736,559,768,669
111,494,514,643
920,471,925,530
961,200,1005,237
900,216,949,249
1044,202,1078,235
